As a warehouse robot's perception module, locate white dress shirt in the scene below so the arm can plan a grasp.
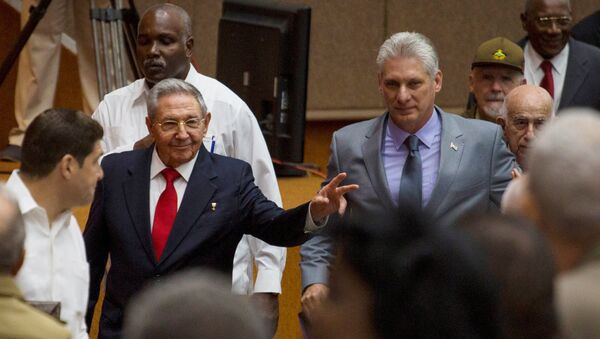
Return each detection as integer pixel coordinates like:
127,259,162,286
92,66,285,294
7,171,89,339
524,41,570,114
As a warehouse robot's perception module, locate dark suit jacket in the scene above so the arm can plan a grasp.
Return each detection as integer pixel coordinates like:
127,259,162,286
300,108,515,289
520,37,600,111
84,146,310,338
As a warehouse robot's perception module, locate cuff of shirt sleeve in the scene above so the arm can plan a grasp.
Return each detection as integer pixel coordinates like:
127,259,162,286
301,265,331,291
253,268,283,294
304,202,329,233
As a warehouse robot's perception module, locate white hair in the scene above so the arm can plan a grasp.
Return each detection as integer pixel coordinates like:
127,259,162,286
147,78,207,120
527,109,600,244
376,32,439,80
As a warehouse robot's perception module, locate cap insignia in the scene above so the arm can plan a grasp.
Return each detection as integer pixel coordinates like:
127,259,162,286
493,49,506,60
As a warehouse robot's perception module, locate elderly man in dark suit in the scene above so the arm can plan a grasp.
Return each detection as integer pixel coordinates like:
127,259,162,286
520,0,600,113
300,31,516,320
84,78,357,338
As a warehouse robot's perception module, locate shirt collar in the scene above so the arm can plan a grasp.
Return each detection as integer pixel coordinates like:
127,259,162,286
7,171,73,230
525,40,570,75
135,66,197,105
8,170,40,215
150,147,198,183
386,108,441,150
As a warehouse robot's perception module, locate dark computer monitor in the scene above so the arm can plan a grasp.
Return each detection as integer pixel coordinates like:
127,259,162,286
216,0,311,176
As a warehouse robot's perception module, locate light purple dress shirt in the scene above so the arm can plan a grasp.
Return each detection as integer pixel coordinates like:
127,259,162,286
382,109,441,207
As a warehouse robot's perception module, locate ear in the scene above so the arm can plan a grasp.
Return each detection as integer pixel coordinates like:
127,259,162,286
11,249,25,276
520,13,528,31
434,70,443,93
520,77,527,85
186,36,194,59
58,154,77,179
377,72,384,93
202,112,212,137
146,116,153,134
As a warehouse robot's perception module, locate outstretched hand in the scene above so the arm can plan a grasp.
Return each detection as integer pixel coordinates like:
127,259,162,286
309,172,359,222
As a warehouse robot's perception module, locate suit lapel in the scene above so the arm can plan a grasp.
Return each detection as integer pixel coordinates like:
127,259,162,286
123,148,156,264
427,110,465,213
560,39,589,110
159,147,217,264
361,114,396,210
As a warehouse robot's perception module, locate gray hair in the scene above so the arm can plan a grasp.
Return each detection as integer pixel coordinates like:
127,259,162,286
146,78,208,120
124,269,267,339
376,32,439,79
0,184,24,273
528,109,600,245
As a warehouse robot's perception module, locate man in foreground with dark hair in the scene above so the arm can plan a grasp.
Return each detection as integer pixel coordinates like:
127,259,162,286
309,211,502,339
5,108,104,339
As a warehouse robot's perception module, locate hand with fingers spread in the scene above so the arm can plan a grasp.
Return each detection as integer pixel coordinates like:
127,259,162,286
309,172,359,223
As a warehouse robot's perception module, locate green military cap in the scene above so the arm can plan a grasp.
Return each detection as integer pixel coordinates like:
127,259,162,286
472,37,524,73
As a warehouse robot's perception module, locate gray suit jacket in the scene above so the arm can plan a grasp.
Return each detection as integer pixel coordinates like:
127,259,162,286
300,108,515,288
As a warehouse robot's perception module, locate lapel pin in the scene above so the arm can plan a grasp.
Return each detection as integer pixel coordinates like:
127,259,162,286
450,142,458,151
211,202,217,211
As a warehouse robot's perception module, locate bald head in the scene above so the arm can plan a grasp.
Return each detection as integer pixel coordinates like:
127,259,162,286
137,4,194,86
497,85,554,169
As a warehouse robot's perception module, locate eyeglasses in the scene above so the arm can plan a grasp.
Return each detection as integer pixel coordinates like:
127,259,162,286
153,118,205,132
510,117,547,130
534,15,572,28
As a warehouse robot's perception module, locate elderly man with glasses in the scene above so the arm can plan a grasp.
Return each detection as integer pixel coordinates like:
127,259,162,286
520,0,600,112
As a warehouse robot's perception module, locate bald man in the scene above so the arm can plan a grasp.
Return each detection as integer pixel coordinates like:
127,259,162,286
497,85,554,169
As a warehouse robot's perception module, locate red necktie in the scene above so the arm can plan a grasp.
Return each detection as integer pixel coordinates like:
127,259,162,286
539,60,554,98
152,168,180,260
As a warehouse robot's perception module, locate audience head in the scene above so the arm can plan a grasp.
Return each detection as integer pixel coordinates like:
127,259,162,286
376,32,442,134
0,184,24,276
137,3,193,86
469,37,526,122
20,108,104,206
146,78,210,168
310,211,502,339
497,85,554,169
521,0,572,59
123,269,267,339
527,109,600,270
460,214,558,339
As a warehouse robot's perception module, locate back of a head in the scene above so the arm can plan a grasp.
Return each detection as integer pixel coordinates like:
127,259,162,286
332,211,502,339
527,109,600,246
20,108,103,179
0,184,24,275
123,269,267,339
460,214,557,339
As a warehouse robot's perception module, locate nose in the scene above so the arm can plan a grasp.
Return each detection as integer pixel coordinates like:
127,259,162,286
490,78,503,92
547,21,561,34
148,41,159,56
396,85,411,103
174,123,190,139
524,123,536,141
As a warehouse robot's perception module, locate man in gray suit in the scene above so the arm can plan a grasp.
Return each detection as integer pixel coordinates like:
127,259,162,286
300,32,515,319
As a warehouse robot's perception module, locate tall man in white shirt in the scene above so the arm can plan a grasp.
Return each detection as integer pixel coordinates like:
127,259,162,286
91,4,285,333
5,108,105,339
520,0,600,113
